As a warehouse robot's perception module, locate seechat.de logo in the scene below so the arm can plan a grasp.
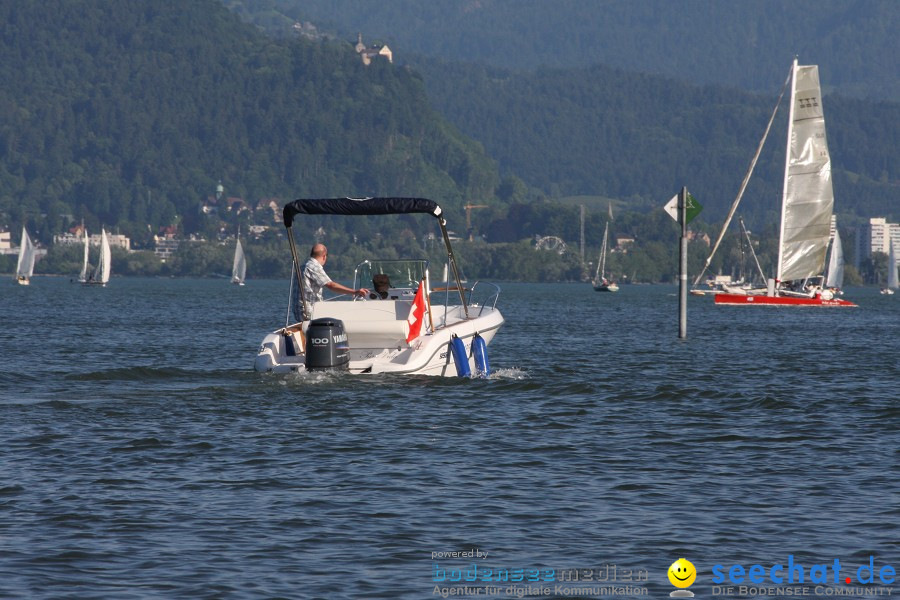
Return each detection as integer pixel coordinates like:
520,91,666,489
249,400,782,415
711,555,896,586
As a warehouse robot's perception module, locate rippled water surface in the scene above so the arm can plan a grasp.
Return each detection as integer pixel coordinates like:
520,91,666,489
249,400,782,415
1,278,898,599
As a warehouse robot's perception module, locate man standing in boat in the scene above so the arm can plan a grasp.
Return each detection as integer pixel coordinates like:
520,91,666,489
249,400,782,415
297,243,369,321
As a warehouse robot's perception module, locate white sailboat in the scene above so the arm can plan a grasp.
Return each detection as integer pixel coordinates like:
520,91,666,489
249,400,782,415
882,242,897,295
592,221,618,292
78,228,90,283
231,236,246,286
15,227,36,285
698,58,855,307
825,227,844,292
84,228,111,286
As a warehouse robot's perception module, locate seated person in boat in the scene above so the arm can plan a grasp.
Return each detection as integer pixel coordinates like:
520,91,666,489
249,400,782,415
372,273,391,299
298,243,369,319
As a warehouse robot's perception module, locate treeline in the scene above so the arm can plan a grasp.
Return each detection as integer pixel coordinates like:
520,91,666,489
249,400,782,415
7,199,887,284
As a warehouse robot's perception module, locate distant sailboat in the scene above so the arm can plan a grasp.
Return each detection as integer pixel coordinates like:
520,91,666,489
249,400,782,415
825,228,844,292
592,221,618,292
15,226,36,285
83,229,111,286
231,236,246,286
882,242,897,295
78,228,90,283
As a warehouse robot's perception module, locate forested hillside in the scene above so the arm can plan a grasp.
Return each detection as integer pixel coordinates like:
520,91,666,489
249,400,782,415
417,60,900,226
230,0,900,227
0,0,497,247
231,0,900,100
1,0,895,284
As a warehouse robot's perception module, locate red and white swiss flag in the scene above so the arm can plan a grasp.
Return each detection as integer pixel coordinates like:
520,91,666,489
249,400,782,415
406,281,428,343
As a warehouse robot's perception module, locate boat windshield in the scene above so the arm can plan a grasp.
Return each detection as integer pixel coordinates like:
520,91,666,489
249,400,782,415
353,259,429,290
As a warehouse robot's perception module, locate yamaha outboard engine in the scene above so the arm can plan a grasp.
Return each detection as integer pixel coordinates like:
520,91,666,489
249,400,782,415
305,318,349,371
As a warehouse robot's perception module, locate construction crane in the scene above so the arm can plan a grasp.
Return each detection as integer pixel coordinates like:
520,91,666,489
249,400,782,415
464,203,488,240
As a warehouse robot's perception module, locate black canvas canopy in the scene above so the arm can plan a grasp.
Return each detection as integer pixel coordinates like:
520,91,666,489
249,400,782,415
282,195,468,317
282,197,442,228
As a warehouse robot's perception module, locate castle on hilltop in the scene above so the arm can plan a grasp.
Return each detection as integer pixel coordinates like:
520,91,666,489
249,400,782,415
355,33,392,66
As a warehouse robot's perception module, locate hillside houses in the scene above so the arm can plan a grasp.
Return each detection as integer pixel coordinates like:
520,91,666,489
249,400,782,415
201,196,280,222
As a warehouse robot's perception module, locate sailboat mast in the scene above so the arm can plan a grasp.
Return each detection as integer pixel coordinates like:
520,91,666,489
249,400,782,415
776,57,799,284
600,222,608,278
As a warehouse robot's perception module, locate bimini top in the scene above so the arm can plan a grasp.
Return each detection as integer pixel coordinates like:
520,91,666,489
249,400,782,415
283,197,443,227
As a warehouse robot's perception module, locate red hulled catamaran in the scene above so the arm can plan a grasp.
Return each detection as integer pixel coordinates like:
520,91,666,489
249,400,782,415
696,58,856,308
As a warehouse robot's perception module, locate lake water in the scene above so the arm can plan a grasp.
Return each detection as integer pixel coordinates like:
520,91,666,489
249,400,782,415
1,278,898,599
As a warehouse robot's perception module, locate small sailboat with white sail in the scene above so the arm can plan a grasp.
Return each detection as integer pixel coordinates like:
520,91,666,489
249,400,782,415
15,226,36,285
83,228,111,286
825,226,844,295
592,221,618,292
77,227,90,283
231,234,247,286
881,242,897,295
697,58,855,307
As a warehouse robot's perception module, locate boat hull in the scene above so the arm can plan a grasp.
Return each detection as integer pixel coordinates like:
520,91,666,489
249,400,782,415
714,293,856,307
254,303,504,376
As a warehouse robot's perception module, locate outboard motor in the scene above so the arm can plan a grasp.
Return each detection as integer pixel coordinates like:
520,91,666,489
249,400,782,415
305,318,349,371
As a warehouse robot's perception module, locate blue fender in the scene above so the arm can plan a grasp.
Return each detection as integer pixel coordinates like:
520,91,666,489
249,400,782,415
472,333,490,378
449,335,471,377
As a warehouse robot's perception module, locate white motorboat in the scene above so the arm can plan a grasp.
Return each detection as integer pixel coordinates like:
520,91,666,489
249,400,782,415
254,197,504,376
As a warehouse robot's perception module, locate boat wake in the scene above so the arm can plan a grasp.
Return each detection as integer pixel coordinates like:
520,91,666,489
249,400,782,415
488,367,528,380
278,366,528,384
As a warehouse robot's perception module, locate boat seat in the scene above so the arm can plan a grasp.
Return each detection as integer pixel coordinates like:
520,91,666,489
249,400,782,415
309,300,411,348
281,327,305,356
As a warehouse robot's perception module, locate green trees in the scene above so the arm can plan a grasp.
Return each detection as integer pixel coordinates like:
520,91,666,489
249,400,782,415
416,59,899,227
0,0,497,246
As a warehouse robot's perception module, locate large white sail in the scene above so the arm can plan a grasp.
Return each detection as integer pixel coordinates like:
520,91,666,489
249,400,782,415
78,229,90,283
825,228,844,289
16,227,36,279
232,238,246,284
99,229,111,284
90,229,111,284
777,61,834,283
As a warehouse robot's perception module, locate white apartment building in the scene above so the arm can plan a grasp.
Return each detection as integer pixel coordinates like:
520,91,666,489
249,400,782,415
856,217,900,268
868,218,900,254
54,231,131,251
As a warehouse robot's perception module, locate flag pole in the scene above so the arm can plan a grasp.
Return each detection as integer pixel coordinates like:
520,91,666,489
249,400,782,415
423,277,435,335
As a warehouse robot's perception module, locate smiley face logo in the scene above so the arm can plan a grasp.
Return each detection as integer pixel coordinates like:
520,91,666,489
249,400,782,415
668,558,697,588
